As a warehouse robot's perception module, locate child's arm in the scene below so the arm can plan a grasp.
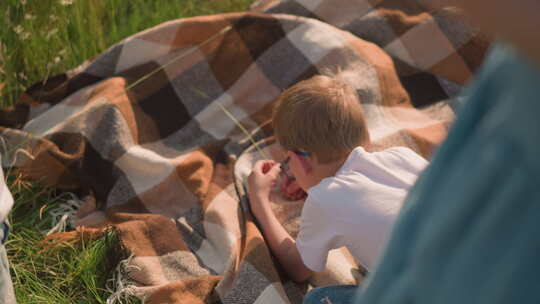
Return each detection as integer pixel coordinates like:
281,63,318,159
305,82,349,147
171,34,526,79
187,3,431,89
247,160,313,283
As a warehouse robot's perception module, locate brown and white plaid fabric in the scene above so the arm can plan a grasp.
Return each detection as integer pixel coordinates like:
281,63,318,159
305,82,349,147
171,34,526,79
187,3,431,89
252,0,490,108
0,3,487,303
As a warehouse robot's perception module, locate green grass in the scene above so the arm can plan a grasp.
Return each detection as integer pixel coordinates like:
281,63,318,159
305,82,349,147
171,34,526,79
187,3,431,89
5,173,131,304
0,0,253,302
0,0,253,107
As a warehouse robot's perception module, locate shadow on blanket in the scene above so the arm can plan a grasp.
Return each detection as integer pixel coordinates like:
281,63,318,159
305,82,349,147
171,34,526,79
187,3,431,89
0,2,488,303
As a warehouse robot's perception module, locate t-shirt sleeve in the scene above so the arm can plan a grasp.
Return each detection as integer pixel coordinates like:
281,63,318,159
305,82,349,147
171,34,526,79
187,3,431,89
296,195,339,272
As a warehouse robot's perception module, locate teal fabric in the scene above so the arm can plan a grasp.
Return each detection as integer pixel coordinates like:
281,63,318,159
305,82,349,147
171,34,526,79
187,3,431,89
354,44,540,304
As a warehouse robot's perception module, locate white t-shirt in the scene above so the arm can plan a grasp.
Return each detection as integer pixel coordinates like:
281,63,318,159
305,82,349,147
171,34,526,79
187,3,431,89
296,146,428,272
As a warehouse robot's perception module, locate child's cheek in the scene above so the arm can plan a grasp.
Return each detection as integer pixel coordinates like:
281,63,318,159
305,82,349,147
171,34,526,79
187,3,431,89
290,162,309,191
289,157,302,178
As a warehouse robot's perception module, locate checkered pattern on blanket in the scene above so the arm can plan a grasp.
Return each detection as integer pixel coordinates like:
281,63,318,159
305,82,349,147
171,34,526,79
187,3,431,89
252,0,490,108
0,3,487,303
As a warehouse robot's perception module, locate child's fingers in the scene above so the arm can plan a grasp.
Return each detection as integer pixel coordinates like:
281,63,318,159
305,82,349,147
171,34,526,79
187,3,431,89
253,160,268,173
253,160,280,176
262,162,273,174
267,163,282,178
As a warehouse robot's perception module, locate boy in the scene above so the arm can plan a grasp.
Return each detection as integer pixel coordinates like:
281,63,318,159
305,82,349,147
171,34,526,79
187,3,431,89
247,75,428,286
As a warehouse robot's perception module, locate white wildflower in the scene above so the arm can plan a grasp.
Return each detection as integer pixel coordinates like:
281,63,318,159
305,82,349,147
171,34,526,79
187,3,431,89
13,25,24,34
58,0,74,5
21,0,27,5
53,56,61,64
24,14,35,20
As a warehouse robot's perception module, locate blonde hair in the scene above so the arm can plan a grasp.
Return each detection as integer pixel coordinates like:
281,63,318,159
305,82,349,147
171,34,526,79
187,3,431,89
273,75,370,164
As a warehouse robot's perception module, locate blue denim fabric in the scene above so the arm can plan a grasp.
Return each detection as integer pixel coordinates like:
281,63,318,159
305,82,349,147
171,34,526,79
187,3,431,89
303,285,359,304
0,221,9,244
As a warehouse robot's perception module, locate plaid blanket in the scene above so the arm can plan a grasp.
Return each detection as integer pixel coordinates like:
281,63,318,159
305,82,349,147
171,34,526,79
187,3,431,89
252,0,490,107
0,1,488,303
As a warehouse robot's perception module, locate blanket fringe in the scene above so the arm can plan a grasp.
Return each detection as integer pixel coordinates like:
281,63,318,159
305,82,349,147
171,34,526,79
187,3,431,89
44,192,84,235
106,255,141,304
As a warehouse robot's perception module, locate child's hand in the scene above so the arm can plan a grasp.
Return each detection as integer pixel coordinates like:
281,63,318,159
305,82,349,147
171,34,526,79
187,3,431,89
247,160,281,216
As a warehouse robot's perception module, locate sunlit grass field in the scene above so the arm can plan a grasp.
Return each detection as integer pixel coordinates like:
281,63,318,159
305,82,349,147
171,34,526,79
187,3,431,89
0,0,252,302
